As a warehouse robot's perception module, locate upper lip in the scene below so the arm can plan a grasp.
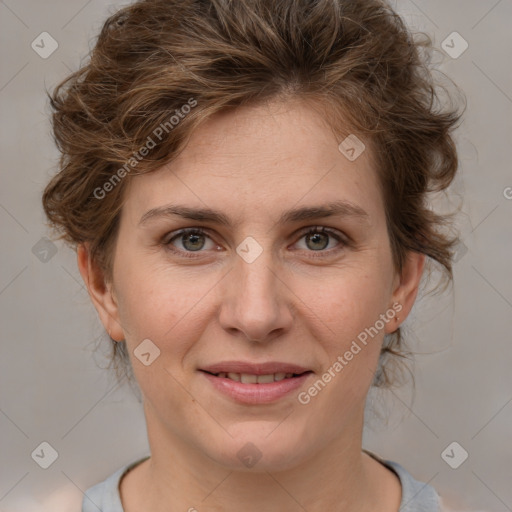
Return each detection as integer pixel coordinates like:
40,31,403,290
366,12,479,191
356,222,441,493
199,361,312,375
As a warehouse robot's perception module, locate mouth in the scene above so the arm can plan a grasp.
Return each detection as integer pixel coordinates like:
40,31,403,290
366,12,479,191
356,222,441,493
200,370,312,383
198,362,314,404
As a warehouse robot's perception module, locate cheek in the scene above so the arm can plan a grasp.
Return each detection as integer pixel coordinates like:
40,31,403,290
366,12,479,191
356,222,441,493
113,257,220,359
113,247,181,325
293,263,391,339
289,263,392,405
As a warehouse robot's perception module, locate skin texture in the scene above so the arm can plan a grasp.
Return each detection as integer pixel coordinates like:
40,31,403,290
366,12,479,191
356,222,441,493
78,98,425,511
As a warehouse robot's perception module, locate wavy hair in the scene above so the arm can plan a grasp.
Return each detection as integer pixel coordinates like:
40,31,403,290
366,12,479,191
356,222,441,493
42,0,464,390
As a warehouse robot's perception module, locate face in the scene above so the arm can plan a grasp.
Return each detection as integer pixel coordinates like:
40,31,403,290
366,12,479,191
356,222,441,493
82,98,424,472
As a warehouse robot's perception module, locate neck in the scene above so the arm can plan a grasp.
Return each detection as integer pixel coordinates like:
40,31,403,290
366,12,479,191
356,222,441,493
121,402,396,512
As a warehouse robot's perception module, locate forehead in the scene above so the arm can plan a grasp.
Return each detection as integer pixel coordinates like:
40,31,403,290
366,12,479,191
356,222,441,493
123,99,384,226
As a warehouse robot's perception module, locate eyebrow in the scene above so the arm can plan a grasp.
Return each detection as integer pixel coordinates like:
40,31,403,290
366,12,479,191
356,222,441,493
139,200,369,227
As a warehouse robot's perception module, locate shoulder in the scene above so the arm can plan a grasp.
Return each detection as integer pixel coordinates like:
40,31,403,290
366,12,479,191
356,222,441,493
82,456,150,512
384,459,440,512
364,449,441,512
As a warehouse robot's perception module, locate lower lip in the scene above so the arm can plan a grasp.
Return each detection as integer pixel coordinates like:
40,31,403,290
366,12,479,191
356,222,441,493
200,371,312,404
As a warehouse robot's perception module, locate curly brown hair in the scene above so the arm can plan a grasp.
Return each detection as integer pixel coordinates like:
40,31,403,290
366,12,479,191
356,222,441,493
42,0,464,390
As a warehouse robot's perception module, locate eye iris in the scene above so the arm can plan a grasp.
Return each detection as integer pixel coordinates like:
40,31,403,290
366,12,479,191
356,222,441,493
306,232,329,251
183,232,205,251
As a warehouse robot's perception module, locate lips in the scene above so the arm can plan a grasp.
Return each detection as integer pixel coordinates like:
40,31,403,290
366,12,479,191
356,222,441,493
198,361,313,404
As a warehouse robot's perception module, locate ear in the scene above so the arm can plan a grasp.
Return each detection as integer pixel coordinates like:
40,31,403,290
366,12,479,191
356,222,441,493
77,243,125,342
385,251,426,334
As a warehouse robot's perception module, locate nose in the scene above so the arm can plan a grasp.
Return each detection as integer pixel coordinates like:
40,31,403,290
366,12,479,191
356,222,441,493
218,248,294,343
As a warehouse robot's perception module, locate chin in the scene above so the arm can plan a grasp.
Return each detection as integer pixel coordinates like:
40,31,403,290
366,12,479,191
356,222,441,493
205,423,314,473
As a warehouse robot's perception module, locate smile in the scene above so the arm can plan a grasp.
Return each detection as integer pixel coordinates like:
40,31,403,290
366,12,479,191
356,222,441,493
199,367,313,404
206,371,306,383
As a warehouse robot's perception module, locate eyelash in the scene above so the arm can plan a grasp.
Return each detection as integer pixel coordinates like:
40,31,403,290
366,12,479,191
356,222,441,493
161,226,348,259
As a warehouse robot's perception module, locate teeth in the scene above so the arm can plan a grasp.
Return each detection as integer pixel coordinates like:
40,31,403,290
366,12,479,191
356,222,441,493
240,373,258,384
256,374,274,384
215,372,302,383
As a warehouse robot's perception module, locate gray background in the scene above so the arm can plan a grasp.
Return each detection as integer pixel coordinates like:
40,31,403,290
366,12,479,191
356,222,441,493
0,0,511,510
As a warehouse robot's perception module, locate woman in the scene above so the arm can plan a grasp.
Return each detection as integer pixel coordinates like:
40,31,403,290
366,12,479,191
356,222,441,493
42,0,463,510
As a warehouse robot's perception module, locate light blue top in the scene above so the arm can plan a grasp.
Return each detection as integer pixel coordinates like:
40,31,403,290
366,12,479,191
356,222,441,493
82,450,440,511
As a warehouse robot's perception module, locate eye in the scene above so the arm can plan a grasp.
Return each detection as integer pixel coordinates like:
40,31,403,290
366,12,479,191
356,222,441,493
293,226,346,255
162,226,347,259
163,228,219,257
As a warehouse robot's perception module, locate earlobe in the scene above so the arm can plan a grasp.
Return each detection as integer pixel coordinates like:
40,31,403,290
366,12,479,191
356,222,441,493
77,243,125,342
386,251,426,333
